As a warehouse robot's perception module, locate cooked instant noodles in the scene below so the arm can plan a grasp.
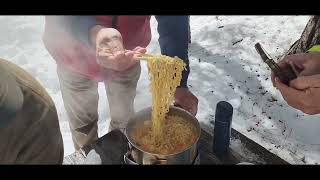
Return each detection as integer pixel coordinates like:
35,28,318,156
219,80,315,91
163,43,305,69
132,115,197,155
132,55,197,155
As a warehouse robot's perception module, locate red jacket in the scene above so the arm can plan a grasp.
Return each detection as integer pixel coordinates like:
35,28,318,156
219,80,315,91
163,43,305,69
43,16,151,81
43,16,190,87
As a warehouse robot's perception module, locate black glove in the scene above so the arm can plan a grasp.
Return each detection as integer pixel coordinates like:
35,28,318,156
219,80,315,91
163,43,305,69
82,129,128,164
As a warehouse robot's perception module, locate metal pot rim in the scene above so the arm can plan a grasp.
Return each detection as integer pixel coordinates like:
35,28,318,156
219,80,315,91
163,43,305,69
125,106,201,157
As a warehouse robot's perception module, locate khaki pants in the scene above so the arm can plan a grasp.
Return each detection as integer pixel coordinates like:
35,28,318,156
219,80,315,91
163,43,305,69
0,59,64,164
57,63,141,150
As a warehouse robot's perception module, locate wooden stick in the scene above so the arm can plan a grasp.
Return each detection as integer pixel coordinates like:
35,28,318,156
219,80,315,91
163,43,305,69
133,53,156,61
288,62,300,77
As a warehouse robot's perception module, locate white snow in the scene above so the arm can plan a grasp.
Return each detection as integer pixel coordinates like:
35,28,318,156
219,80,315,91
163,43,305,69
1,15,319,164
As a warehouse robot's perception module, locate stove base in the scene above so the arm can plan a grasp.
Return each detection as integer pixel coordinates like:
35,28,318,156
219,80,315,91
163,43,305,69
124,151,200,165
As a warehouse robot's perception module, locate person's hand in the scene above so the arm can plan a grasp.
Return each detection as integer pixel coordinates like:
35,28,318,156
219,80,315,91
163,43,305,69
91,26,146,72
174,88,198,116
99,46,146,81
274,74,320,115
271,53,320,86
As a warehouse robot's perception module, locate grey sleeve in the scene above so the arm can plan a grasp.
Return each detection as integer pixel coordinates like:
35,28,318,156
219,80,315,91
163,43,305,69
0,66,24,129
45,16,99,48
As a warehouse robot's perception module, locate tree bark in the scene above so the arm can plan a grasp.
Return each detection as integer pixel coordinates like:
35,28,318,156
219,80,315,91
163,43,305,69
285,16,320,56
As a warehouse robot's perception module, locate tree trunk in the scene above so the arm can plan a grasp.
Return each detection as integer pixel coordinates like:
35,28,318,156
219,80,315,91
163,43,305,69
285,16,320,56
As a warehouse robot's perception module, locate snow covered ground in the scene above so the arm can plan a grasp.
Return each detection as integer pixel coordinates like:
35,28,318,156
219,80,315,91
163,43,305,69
1,15,318,164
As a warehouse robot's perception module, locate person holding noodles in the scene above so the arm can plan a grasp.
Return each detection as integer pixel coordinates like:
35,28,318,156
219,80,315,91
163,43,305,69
43,16,198,150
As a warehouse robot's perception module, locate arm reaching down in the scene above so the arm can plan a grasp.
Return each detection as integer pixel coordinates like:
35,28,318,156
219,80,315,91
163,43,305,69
155,15,190,88
155,16,198,116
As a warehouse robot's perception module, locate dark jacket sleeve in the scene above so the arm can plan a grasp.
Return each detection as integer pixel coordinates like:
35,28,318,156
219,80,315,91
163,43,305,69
45,16,100,48
0,65,23,129
155,16,190,88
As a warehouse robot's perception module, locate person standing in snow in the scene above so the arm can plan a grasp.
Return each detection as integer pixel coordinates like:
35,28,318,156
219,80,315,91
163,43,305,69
0,58,64,164
272,47,320,115
42,16,198,150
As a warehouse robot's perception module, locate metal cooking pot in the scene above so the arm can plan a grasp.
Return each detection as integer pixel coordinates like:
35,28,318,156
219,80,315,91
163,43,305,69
124,106,201,165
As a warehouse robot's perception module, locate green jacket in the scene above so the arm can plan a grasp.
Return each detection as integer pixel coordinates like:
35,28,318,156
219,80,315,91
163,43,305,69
308,45,320,52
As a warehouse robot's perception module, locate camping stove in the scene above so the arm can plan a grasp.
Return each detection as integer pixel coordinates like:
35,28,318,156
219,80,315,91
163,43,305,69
123,150,200,165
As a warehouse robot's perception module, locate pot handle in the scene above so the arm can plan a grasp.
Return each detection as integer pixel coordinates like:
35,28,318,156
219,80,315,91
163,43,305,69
152,157,168,165
124,152,139,165
119,128,126,134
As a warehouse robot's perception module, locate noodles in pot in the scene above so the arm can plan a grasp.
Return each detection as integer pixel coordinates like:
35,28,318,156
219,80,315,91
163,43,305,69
132,115,197,155
132,55,197,155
